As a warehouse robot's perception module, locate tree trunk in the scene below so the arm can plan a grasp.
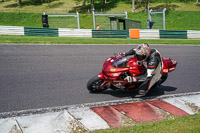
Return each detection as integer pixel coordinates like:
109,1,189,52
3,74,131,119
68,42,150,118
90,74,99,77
104,0,107,4
91,0,95,11
196,0,199,5
18,0,22,6
132,0,135,12
145,0,148,12
82,0,86,6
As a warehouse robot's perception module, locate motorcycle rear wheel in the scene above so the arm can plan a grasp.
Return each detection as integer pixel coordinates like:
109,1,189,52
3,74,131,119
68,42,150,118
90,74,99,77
152,73,168,89
159,73,168,85
87,75,105,93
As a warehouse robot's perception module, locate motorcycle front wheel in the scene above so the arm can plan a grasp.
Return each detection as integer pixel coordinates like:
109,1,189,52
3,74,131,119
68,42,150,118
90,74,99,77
87,75,105,93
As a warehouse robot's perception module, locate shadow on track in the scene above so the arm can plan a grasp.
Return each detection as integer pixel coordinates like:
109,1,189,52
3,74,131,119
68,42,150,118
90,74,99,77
92,85,177,99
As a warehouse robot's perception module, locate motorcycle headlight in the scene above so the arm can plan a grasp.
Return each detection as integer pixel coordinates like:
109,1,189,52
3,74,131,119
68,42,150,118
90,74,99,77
110,68,116,72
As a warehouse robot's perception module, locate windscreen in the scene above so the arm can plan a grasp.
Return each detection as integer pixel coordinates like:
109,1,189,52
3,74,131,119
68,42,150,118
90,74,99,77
112,56,128,67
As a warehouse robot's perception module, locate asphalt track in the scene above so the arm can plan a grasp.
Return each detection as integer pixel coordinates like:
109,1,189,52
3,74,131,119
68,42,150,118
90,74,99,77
0,44,200,113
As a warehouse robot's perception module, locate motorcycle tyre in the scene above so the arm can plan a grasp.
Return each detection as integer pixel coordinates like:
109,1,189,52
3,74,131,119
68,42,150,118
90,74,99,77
159,73,168,85
87,75,105,93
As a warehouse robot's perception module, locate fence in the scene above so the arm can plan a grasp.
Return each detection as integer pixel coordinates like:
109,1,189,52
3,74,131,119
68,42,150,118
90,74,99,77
58,29,92,37
187,30,200,39
92,30,128,38
160,30,187,39
1,26,200,39
24,27,58,36
0,26,24,35
148,8,166,30
48,12,80,29
92,11,128,30
139,29,160,39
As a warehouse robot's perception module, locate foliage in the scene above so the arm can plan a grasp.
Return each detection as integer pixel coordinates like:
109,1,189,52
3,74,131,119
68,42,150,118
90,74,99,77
4,0,56,7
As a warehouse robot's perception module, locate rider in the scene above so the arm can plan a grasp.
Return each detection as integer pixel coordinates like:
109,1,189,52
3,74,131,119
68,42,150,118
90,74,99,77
122,43,162,96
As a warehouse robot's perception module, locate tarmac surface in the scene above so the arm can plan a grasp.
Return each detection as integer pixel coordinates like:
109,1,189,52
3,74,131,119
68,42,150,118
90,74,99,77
0,44,200,113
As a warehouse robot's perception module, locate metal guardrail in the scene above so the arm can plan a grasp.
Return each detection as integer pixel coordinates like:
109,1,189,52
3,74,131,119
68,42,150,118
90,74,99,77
1,25,200,39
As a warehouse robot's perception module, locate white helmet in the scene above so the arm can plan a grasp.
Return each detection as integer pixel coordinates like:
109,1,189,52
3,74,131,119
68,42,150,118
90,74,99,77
135,43,150,61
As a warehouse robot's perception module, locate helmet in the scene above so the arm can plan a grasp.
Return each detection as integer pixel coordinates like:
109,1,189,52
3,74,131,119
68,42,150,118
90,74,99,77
135,43,150,61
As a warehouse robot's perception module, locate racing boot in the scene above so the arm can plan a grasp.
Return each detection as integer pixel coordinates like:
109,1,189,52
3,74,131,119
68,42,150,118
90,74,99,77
134,78,151,97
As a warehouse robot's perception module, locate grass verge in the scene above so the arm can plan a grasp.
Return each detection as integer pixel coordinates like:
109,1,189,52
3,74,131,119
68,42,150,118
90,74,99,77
92,113,200,133
0,11,200,30
0,35,200,45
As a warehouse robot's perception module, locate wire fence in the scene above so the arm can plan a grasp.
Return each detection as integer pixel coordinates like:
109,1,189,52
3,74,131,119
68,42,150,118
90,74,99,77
148,8,166,30
48,13,80,29
92,11,128,30
151,13,163,29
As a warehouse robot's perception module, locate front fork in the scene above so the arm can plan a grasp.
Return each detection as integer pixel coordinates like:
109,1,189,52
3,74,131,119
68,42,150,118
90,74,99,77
98,73,110,89
98,72,135,90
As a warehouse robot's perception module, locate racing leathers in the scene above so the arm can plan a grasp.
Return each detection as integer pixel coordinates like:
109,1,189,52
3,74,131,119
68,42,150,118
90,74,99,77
125,48,162,96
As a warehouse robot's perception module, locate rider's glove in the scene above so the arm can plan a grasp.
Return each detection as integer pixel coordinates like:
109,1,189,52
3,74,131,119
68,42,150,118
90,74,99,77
115,52,125,58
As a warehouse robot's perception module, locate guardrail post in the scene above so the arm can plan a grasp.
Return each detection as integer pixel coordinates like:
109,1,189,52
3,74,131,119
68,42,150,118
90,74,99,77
125,11,128,19
92,11,96,30
76,12,80,29
163,8,166,30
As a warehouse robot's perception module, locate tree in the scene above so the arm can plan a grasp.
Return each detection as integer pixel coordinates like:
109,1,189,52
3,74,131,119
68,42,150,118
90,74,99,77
82,0,86,6
91,0,95,11
18,0,22,6
145,0,148,12
196,0,199,6
132,0,135,12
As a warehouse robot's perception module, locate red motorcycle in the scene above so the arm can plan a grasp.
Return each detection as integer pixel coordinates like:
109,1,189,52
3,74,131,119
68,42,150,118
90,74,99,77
87,54,177,93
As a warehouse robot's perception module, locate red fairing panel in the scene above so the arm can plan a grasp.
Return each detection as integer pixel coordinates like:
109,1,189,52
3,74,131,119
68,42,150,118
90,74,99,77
98,73,105,79
162,57,177,73
127,58,146,76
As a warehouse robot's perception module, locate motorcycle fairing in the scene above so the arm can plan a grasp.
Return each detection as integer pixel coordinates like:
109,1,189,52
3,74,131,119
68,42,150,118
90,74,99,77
161,57,177,74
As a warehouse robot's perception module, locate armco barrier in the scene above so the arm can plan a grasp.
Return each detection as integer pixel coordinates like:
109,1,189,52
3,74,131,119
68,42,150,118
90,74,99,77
59,28,92,37
129,29,140,39
0,26,24,35
92,30,129,38
1,25,200,39
140,29,160,39
187,30,200,39
160,30,187,39
24,27,58,37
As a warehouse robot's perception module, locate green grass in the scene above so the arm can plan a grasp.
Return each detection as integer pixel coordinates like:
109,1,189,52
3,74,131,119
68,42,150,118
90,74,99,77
0,35,200,45
0,0,80,13
92,113,200,133
0,1,200,30
0,12,42,27
0,11,200,30
166,11,200,30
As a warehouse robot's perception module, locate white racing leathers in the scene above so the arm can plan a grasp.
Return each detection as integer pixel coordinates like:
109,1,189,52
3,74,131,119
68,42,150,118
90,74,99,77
146,62,162,90
137,49,162,94
125,48,162,94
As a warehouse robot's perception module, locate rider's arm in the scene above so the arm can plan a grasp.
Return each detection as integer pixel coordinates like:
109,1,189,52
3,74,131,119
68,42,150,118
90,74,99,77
125,49,136,56
147,53,161,78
